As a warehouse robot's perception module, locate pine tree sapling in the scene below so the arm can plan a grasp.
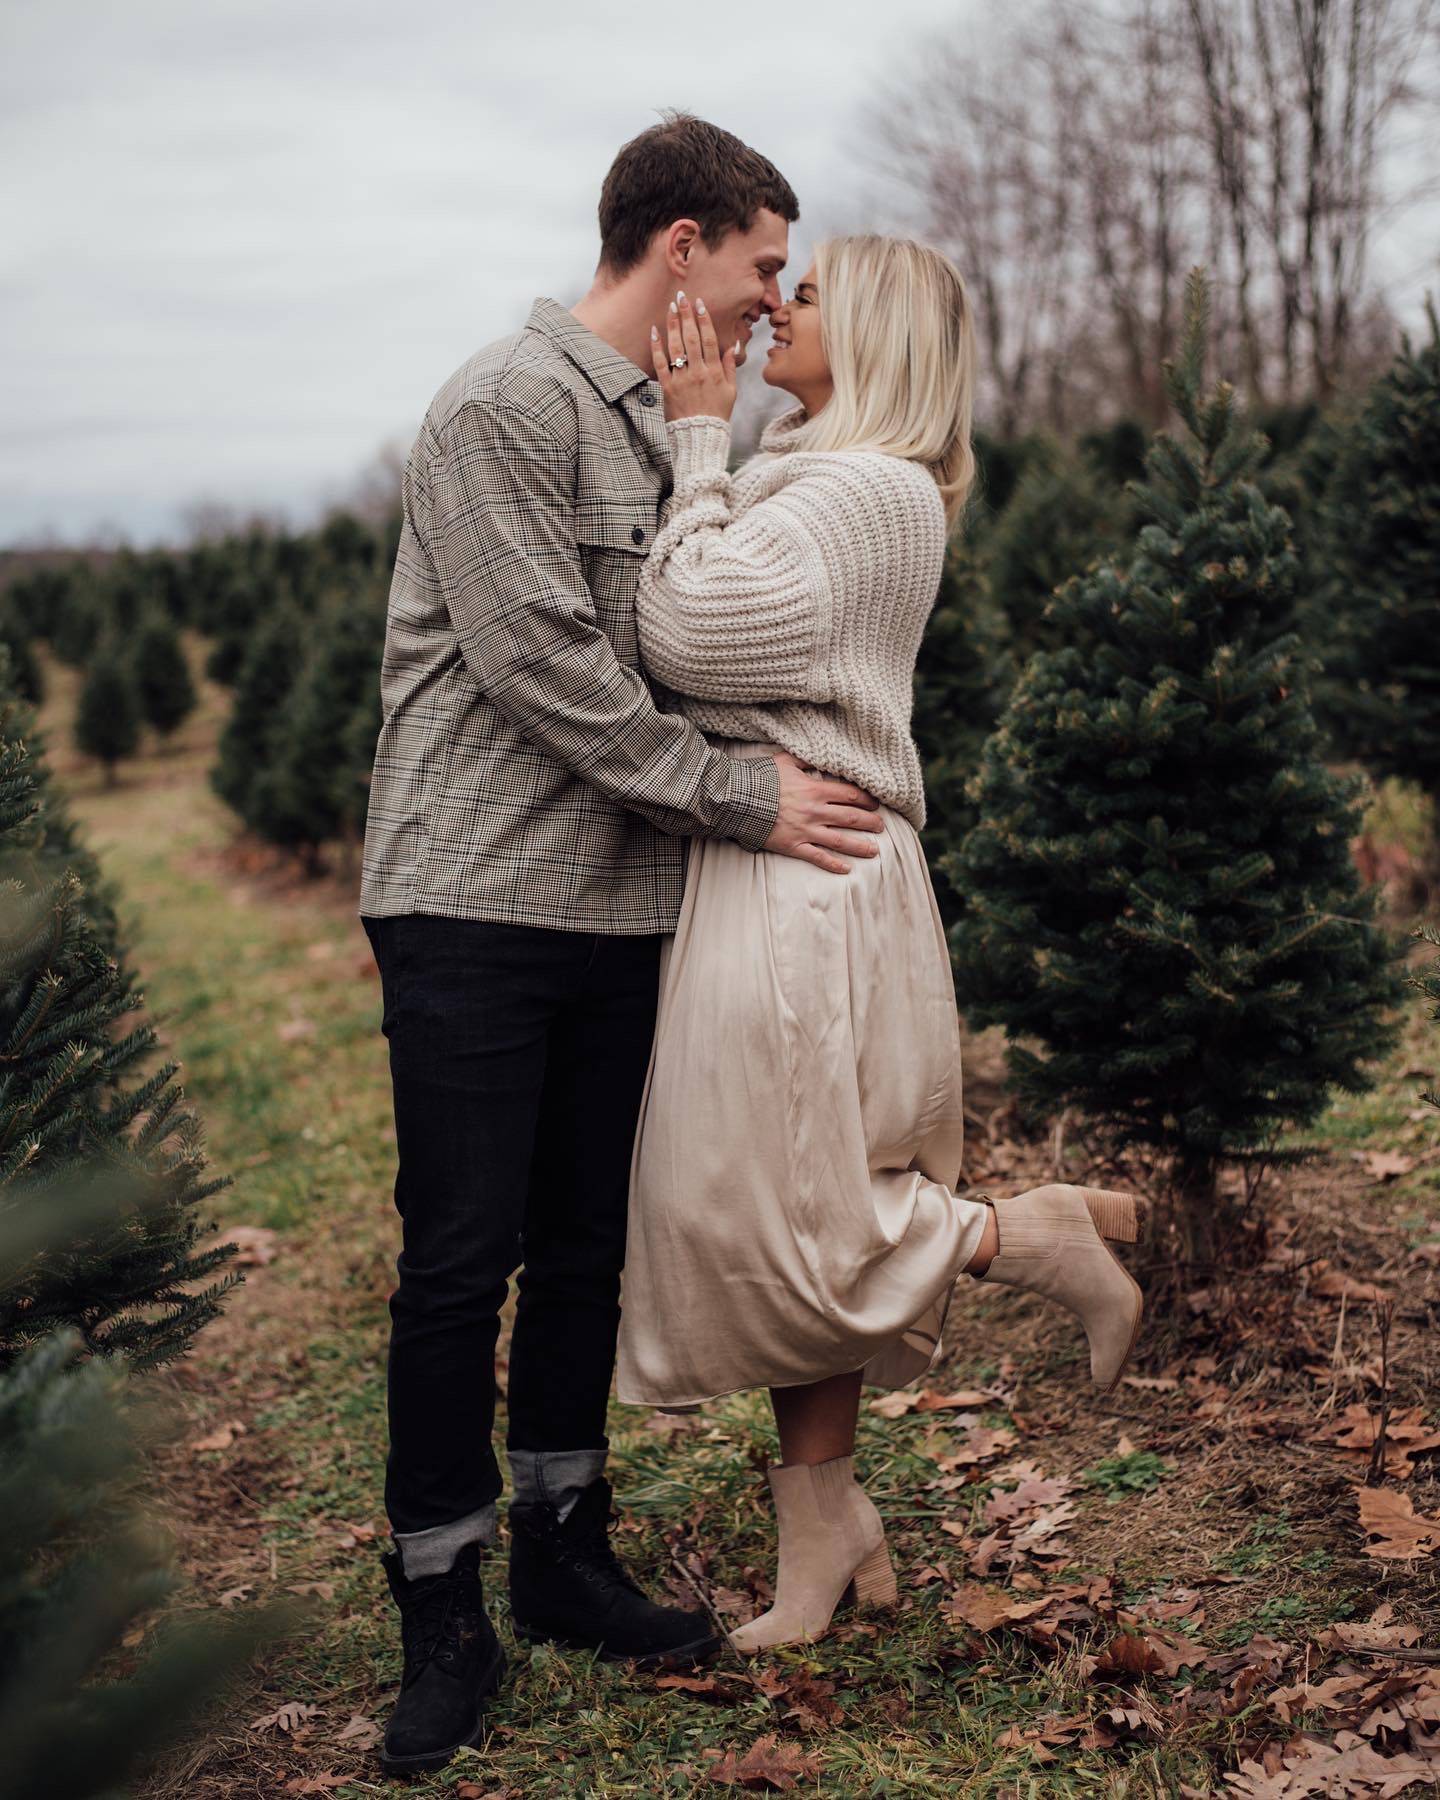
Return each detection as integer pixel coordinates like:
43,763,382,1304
132,610,197,740
949,270,1404,1245
1319,304,1440,833
74,639,141,785
912,542,1012,928
211,606,303,823
0,684,236,1369
984,441,1126,658
0,1329,283,1796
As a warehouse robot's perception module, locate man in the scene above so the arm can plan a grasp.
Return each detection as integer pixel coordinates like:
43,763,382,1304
359,110,885,1774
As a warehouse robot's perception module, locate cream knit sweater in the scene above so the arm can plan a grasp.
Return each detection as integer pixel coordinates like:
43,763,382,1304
635,404,947,830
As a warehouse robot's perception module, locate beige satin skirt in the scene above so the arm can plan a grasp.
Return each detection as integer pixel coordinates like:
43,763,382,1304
615,740,990,1409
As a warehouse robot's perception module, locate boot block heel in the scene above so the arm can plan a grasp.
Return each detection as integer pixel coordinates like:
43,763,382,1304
849,1537,898,1610
1082,1188,1148,1244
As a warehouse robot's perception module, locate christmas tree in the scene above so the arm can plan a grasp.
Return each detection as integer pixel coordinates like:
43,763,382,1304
131,609,198,740
947,271,1404,1251
0,1327,275,1799
1316,305,1440,829
211,605,303,823
912,542,1012,928
73,639,141,786
244,585,384,871
0,672,236,1369
984,440,1127,657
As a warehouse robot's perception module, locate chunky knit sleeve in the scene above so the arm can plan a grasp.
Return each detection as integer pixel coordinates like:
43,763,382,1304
635,416,832,705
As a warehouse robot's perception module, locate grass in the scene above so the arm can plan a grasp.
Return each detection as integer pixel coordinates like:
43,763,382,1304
27,642,1440,1798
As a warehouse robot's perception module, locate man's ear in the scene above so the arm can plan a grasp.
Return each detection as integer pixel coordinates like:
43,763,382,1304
662,219,701,279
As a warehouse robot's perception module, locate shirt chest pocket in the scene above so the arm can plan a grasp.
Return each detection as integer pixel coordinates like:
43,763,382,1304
576,502,659,670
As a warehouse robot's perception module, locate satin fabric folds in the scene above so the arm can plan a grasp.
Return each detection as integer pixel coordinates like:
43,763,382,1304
615,740,990,1409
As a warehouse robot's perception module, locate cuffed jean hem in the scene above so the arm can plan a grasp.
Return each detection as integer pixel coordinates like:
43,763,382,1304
507,1445,608,1522
392,1502,497,1579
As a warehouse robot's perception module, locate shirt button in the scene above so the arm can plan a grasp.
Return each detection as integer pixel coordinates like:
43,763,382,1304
631,526,646,545
638,391,657,407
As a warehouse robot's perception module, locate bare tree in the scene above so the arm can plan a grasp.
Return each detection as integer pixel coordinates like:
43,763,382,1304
861,0,1439,430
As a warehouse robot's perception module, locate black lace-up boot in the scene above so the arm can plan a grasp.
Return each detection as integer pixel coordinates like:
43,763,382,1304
507,1476,720,1667
380,1541,507,1774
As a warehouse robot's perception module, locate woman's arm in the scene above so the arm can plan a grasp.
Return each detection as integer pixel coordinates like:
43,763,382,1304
635,416,834,706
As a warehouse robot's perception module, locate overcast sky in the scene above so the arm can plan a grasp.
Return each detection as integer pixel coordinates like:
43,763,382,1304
4,0,1436,549
2,0,978,547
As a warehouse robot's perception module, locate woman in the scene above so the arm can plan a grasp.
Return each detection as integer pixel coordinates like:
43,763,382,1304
614,237,1146,1653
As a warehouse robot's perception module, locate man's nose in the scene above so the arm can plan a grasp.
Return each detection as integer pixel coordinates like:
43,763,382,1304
761,278,783,312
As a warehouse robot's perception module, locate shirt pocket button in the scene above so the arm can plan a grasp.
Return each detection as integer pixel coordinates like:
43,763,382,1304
631,527,645,545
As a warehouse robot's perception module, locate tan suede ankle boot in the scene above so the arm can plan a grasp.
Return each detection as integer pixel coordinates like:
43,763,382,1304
975,1184,1148,1393
728,1454,896,1653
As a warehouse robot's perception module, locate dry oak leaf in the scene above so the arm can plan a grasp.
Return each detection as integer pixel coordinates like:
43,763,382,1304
778,1676,844,1732
249,1701,318,1734
704,1732,824,1790
1356,1149,1415,1182
914,1388,999,1412
1356,1488,1440,1560
332,1712,383,1749
654,1673,739,1702
284,1775,345,1795
1225,1728,1440,1797
1317,1607,1424,1656
1314,1406,1440,1478
218,1224,278,1266
191,1420,245,1454
1309,1268,1393,1303
944,1584,1056,1632
1094,1625,1206,1679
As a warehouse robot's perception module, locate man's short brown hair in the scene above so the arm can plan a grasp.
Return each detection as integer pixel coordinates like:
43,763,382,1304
597,111,799,276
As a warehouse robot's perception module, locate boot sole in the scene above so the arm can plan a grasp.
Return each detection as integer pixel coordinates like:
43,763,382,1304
511,1622,722,1669
379,1642,507,1776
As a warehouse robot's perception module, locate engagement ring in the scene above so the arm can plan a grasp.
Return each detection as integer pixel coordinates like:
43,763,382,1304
671,355,688,369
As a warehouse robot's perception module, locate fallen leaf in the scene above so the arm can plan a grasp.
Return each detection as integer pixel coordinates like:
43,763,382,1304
277,1017,317,1043
1357,1149,1415,1181
914,1388,998,1411
704,1732,824,1789
1356,1488,1440,1560
945,1584,1056,1631
1094,1626,1205,1679
285,1776,345,1796
285,1581,336,1601
191,1421,245,1454
1309,1268,1393,1303
249,1701,318,1734
219,1225,279,1266
654,1673,738,1701
332,1713,382,1749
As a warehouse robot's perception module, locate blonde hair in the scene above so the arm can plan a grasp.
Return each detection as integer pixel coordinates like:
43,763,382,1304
783,235,977,529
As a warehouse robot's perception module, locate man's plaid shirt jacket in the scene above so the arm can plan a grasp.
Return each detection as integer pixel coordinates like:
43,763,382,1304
358,296,782,934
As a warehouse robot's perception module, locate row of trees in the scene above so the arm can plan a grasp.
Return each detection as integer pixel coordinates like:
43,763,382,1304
0,661,274,1792
3,509,393,861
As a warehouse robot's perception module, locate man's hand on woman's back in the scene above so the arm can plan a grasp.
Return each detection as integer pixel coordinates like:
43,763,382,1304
765,751,885,874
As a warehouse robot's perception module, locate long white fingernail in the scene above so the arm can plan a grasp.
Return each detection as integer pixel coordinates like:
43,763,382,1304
695,297,706,314
670,300,677,313
677,289,686,302
651,325,658,338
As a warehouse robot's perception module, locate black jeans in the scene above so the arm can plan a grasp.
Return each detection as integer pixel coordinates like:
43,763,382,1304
362,913,663,1536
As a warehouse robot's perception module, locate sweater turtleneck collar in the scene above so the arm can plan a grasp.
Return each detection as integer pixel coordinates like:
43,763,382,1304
757,403,810,456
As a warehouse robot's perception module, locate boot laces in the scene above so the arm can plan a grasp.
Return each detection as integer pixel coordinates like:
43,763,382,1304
401,1570,485,1679
563,1506,645,1598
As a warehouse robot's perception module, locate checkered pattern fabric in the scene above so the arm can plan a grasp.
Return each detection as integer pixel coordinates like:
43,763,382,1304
358,298,780,932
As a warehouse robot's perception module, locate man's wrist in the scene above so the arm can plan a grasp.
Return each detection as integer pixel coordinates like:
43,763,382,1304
720,751,780,852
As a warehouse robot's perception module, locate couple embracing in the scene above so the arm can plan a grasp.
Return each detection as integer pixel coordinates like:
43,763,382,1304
358,110,1147,1776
